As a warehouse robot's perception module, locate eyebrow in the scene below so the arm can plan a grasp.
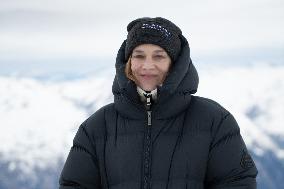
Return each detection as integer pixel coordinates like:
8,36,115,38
153,49,166,53
132,50,144,53
132,49,166,53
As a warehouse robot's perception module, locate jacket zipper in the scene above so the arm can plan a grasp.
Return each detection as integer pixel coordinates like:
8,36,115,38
143,93,152,189
147,111,152,126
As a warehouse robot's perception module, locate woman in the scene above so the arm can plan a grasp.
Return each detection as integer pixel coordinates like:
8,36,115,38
59,17,258,189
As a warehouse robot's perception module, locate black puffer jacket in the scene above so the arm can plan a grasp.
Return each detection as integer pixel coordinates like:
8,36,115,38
59,35,258,189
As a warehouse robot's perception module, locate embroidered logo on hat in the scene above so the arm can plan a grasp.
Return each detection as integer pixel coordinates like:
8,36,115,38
141,23,171,38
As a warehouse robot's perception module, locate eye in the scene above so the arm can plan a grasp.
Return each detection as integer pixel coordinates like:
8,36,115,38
132,54,145,59
153,55,165,59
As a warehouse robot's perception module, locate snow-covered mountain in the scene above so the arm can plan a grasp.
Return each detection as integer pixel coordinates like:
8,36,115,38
0,64,283,189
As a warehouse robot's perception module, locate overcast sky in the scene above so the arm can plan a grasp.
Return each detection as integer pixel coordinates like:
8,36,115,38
0,0,283,67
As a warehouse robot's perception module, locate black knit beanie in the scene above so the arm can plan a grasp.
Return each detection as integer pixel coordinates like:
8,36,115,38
125,17,182,62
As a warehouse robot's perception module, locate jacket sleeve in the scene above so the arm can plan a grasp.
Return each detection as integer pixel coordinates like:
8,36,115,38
205,112,258,189
59,119,101,189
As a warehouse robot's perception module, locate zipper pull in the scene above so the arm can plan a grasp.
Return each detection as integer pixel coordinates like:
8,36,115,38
146,96,151,107
147,111,152,126
144,92,152,110
144,92,152,126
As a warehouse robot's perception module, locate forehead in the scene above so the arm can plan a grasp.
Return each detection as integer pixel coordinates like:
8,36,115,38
132,44,166,53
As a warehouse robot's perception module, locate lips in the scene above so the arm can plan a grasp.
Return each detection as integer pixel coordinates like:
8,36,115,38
140,74,157,80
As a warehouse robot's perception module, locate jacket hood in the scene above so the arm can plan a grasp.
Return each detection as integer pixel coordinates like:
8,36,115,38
112,34,199,119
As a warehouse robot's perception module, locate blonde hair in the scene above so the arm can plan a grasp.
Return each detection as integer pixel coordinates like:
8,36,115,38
125,57,136,82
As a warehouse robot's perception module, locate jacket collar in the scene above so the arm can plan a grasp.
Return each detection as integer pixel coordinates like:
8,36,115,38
136,86,158,103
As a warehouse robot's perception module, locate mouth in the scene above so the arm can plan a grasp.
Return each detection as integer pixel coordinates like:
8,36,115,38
140,74,157,79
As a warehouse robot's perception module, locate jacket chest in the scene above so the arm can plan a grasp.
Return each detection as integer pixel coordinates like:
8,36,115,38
101,117,211,187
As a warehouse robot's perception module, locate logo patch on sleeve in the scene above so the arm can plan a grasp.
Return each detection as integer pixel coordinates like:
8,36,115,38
240,149,255,169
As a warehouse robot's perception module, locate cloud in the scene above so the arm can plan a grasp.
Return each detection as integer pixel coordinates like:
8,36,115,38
0,0,283,61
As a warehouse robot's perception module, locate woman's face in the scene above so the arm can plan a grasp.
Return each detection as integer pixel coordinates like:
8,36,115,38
130,44,171,91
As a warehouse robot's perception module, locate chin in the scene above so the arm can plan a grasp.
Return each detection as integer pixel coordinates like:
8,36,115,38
140,85,156,91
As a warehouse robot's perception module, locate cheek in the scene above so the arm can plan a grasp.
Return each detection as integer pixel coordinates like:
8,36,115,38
158,64,171,74
130,62,140,74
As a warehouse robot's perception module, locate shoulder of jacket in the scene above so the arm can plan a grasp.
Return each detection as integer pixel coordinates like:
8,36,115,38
189,96,240,142
87,103,115,121
81,103,115,138
190,95,230,119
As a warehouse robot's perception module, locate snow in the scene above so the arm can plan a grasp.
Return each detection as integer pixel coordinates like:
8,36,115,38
0,64,283,174
0,72,113,174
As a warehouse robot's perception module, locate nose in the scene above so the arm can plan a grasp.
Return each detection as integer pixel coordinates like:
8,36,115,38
142,57,155,70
